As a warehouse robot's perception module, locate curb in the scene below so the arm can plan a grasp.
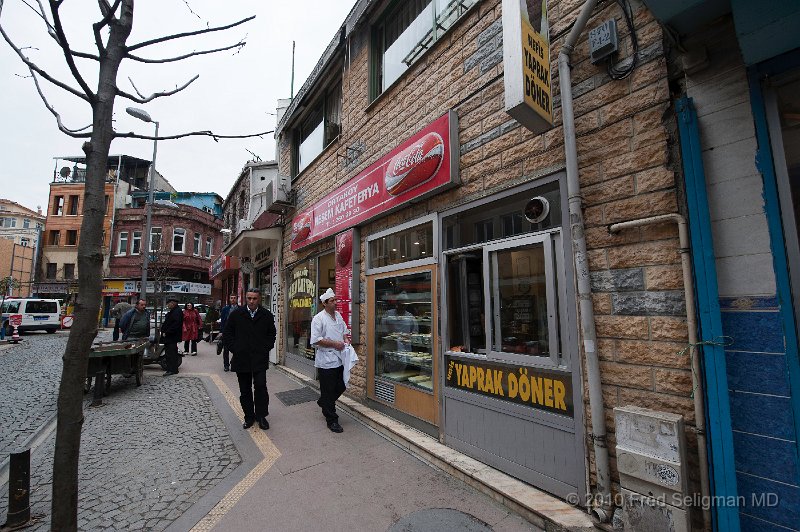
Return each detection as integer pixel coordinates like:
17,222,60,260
275,364,599,532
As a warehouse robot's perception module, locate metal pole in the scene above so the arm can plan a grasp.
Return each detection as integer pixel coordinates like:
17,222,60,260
139,121,159,302
3,449,31,529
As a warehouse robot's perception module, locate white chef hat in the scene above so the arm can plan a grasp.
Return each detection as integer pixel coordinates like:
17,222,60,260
320,288,336,302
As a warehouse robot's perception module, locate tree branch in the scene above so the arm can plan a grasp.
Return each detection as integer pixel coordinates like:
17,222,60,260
0,14,91,102
119,74,199,103
114,130,274,142
126,40,245,63
93,0,121,53
22,0,58,42
126,15,254,51
48,0,95,100
29,68,93,137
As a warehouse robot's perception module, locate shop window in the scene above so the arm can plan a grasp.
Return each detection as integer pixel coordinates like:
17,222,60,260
52,196,64,215
373,271,433,392
150,227,162,252
442,182,560,250
66,230,78,246
117,231,128,255
286,259,318,360
294,81,342,176
172,227,185,253
63,263,75,280
131,231,141,255
371,0,477,99
368,221,434,270
46,263,57,279
193,232,201,256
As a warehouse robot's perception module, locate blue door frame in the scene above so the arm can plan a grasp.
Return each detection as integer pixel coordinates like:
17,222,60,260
676,96,740,532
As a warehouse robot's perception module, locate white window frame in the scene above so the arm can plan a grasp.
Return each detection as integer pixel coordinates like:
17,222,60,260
131,231,142,255
366,214,438,275
172,227,186,254
193,232,201,256
117,231,129,255
205,236,213,258
150,227,162,252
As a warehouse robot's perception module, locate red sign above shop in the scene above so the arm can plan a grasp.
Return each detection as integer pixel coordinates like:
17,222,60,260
290,111,459,250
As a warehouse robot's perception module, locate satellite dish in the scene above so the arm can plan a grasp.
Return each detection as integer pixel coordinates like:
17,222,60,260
59,166,71,178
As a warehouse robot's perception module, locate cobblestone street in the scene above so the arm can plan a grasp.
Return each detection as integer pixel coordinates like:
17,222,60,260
0,332,242,531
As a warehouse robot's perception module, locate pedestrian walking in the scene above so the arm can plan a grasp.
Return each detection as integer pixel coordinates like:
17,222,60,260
310,288,347,433
110,298,133,341
182,302,202,355
161,297,183,376
223,289,276,431
218,294,238,371
120,299,150,341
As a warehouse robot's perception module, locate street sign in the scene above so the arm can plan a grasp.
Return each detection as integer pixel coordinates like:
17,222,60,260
61,315,74,328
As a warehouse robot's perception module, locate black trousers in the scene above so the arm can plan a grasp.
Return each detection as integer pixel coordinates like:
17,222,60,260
165,342,181,373
183,340,198,353
223,346,230,369
317,365,345,425
237,369,269,421
112,318,121,341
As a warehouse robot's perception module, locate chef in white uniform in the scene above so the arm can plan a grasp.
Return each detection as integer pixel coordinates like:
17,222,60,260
310,288,347,433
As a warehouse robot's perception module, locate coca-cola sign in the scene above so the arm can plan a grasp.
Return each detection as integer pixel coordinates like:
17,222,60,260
291,111,458,250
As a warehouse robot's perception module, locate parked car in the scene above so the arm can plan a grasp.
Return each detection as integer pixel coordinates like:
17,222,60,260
149,303,209,325
1,298,61,334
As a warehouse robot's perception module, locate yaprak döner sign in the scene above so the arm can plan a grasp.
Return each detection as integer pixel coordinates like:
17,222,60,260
290,111,459,250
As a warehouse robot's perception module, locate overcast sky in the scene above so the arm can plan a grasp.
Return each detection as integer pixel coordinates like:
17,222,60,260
0,0,355,213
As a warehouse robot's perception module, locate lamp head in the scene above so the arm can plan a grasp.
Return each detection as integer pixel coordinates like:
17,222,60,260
126,107,153,123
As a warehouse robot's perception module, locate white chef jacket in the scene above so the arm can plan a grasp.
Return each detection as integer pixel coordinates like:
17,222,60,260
310,309,346,369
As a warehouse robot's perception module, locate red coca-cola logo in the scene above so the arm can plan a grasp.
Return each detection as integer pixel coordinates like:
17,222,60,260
384,132,444,196
292,212,311,244
336,231,353,267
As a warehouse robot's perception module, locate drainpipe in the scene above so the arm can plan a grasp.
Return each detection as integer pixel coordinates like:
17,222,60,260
558,0,611,521
609,214,711,531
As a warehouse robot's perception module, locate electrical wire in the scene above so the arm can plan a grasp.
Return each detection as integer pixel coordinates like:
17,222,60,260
608,0,638,80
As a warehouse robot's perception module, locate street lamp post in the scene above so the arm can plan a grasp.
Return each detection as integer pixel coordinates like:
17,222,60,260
126,107,159,302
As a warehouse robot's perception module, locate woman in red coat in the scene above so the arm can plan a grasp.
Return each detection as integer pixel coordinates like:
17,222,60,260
182,303,202,355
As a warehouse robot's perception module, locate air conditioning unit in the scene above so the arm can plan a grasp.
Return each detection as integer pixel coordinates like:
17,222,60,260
265,173,293,214
237,219,252,233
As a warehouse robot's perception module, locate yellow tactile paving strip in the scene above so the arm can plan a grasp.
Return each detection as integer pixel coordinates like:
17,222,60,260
187,373,281,532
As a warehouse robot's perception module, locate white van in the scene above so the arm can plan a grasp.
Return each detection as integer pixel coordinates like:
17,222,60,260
1,298,61,334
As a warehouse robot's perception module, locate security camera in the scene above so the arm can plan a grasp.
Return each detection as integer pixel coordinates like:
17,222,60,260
524,196,550,224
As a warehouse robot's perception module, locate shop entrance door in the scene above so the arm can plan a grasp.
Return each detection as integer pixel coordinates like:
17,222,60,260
442,230,585,500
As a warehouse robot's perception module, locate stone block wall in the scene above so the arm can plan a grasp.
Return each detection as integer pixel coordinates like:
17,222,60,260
279,0,691,494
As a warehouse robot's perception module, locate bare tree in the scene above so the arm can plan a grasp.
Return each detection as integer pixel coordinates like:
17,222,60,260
0,2,269,529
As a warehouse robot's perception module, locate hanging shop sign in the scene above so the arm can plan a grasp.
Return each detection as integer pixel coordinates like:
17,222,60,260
502,0,553,134
445,355,573,416
210,254,232,279
290,111,459,251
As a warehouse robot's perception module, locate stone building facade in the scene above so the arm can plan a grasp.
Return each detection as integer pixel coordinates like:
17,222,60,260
267,0,738,527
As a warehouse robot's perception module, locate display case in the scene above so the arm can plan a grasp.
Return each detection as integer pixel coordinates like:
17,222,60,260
368,265,438,425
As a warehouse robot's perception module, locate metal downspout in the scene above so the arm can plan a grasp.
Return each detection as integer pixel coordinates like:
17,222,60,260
609,214,711,530
558,0,611,521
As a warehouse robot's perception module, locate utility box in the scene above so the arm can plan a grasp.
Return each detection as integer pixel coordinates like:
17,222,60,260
614,406,691,532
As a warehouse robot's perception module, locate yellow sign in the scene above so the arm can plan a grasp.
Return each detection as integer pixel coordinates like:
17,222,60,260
521,19,552,124
502,0,554,134
445,355,573,416
102,280,126,293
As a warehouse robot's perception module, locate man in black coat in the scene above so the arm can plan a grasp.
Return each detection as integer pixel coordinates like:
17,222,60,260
160,297,184,376
223,288,276,430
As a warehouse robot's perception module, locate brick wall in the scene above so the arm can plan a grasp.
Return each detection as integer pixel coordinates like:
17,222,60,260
281,0,690,493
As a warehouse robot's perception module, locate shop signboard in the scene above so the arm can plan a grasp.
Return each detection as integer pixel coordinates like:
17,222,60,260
334,228,360,332
164,281,212,295
209,254,231,279
35,282,68,294
290,111,459,251
445,355,573,416
502,0,553,134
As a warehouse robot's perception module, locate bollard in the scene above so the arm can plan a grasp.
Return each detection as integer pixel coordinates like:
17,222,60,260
3,449,31,529
10,325,20,344
91,370,105,407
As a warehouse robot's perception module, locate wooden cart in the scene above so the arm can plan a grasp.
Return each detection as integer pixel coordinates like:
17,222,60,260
85,339,148,394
